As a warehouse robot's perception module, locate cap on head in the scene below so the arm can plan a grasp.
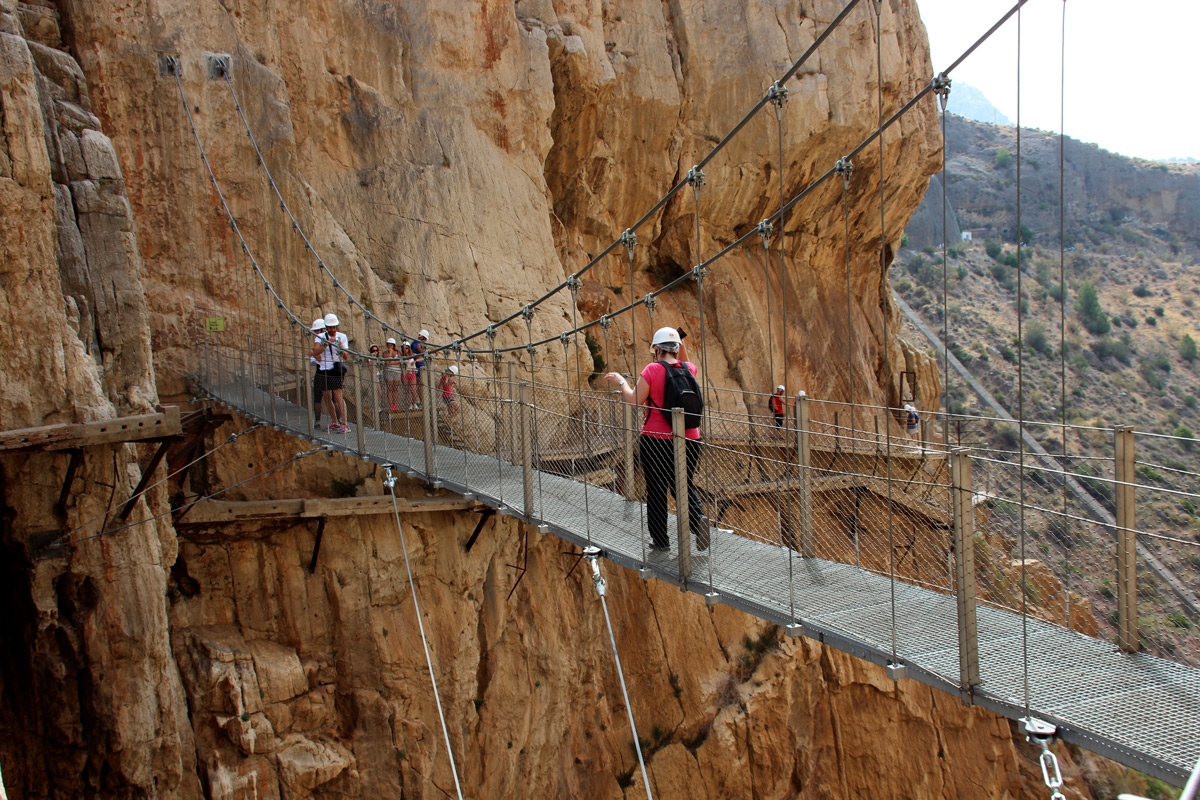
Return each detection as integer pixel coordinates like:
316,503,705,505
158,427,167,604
418,329,430,340
387,337,397,345
904,404,915,411
448,365,459,375
651,326,681,352
777,385,785,392
312,318,327,332
324,312,340,327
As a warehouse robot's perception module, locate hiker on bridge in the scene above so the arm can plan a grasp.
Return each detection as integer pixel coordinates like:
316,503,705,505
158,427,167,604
439,365,460,419
770,385,786,427
310,318,327,429
384,338,404,412
312,312,350,433
904,403,920,438
412,329,429,379
604,326,708,554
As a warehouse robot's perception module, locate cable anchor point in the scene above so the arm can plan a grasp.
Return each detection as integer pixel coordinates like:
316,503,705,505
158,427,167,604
559,331,571,351
382,465,397,490
620,229,638,262
834,156,854,189
566,275,582,295
521,304,535,323
755,219,774,248
1022,718,1065,800
692,264,707,282
598,315,612,331
685,165,706,189
932,73,952,112
643,293,657,319
767,80,789,109
583,546,607,597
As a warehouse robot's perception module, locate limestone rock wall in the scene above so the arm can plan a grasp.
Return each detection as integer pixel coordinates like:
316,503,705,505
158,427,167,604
0,2,199,797
0,0,1094,797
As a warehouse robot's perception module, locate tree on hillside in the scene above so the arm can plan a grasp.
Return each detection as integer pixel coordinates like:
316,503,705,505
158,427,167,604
1074,282,1110,335
1181,334,1198,364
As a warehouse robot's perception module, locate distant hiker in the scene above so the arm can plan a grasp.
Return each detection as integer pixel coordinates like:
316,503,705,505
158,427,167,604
412,329,429,378
383,338,403,412
312,313,350,434
310,318,326,429
904,404,920,437
604,326,707,554
770,385,786,428
401,342,419,409
439,364,460,419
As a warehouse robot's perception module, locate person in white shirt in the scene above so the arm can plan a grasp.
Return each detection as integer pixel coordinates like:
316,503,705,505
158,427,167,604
311,313,350,433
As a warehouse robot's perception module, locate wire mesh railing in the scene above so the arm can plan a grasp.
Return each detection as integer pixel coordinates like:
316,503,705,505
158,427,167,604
199,332,1200,672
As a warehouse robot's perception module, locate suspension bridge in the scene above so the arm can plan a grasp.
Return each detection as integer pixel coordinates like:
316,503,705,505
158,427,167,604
142,0,1200,793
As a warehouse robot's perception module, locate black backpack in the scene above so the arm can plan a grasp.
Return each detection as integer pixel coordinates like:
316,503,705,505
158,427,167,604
650,362,704,430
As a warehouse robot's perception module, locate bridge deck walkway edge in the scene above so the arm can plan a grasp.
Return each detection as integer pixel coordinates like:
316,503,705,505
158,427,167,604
206,381,1200,786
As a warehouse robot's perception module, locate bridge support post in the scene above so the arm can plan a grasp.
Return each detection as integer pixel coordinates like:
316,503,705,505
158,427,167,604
796,392,814,558
622,400,636,500
1115,425,1138,653
422,362,437,483
673,408,691,580
352,359,366,454
520,382,535,521
951,448,980,690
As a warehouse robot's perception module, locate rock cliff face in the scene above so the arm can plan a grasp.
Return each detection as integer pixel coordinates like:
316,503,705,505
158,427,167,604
0,0,1107,797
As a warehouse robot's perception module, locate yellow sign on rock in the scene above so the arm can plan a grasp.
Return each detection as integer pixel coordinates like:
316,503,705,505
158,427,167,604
205,317,226,332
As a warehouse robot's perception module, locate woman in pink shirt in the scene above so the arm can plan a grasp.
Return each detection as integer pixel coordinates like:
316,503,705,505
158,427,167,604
605,326,706,552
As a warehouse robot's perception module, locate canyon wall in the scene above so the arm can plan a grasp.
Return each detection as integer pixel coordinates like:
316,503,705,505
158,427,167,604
0,0,1115,797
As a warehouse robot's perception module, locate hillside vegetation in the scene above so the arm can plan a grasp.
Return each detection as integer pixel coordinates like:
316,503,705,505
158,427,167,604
899,114,1200,662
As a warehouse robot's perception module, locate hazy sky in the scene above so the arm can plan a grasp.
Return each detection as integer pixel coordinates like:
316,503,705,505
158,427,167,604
915,0,1199,161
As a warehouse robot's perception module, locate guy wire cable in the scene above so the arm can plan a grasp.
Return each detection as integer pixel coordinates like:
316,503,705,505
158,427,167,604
385,470,464,800
938,74,951,445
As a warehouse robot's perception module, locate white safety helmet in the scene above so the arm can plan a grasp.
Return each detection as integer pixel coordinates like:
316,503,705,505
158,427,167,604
448,365,459,375
651,326,681,351
324,313,340,327
311,318,326,332
777,385,785,392
418,329,430,340
904,404,915,411
386,337,397,345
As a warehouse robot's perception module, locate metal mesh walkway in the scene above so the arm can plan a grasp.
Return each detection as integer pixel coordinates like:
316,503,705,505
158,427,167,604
206,377,1199,784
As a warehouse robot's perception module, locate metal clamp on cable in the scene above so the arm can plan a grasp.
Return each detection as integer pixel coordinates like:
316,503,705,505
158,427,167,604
1022,718,1066,800
583,546,607,597
382,465,396,490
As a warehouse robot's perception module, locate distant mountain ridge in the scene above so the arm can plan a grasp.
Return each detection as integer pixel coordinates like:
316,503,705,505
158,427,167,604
945,82,1012,126
905,114,1200,252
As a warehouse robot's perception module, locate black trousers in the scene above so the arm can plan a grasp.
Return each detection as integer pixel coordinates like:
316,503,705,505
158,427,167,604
640,435,706,550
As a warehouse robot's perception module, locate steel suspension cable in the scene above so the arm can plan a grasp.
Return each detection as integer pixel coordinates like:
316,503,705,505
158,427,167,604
1058,0,1071,628
584,551,652,799
768,83,798,618
452,0,1035,365
220,73,415,347
1016,4,1031,717
869,0,900,668
567,279,594,545
936,75,952,443
688,165,716,585
383,469,464,800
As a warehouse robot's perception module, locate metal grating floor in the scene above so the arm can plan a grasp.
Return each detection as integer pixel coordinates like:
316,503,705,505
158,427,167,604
209,382,1200,784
